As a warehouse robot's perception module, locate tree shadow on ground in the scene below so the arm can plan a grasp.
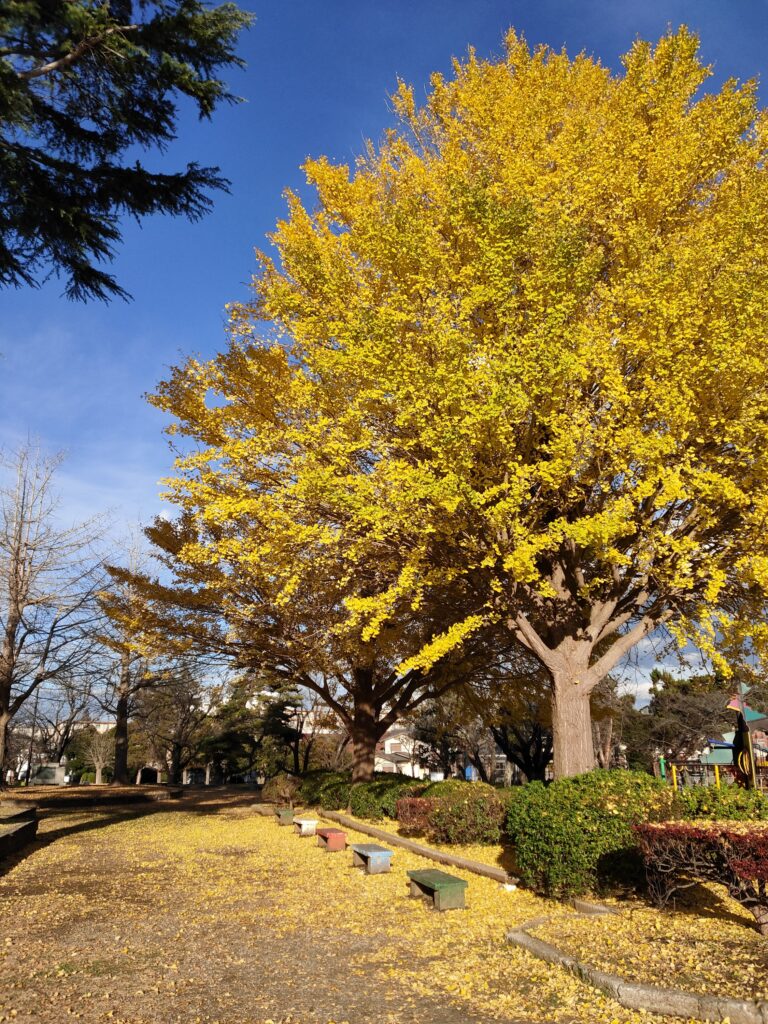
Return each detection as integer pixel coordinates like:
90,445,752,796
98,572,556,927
653,879,758,930
0,790,258,879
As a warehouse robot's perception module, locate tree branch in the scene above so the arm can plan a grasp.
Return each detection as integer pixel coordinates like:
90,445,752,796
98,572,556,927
18,25,139,81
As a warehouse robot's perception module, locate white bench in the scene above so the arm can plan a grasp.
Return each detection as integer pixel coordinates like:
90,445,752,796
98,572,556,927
293,818,318,837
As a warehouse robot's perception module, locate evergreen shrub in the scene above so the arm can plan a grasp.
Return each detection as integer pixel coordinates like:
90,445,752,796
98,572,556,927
348,776,423,819
429,786,507,844
298,770,351,809
506,769,674,897
677,784,768,821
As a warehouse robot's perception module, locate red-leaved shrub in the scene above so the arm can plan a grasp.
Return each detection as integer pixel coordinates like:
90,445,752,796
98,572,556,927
635,822,768,935
395,797,437,834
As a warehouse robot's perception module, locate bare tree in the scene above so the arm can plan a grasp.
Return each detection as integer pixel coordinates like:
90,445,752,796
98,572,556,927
0,445,106,783
82,727,114,785
37,673,96,762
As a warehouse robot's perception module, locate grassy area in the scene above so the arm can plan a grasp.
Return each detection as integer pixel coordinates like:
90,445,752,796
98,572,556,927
0,795,716,1024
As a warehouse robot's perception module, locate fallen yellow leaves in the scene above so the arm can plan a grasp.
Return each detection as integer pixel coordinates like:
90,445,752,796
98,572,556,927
533,885,768,1002
0,798,740,1024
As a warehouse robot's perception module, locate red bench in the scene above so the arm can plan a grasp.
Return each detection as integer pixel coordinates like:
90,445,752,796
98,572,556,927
316,827,346,852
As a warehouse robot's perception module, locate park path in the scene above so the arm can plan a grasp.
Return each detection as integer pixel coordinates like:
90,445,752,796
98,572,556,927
0,796,540,1024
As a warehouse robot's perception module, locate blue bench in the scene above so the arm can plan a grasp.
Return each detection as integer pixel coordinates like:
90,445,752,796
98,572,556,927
349,843,393,874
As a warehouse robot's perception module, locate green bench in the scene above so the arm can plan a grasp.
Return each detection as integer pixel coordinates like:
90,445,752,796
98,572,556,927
275,807,294,826
407,868,468,911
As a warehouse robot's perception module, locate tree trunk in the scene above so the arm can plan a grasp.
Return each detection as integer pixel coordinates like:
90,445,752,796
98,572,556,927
168,742,182,785
593,717,614,769
468,750,489,782
551,679,595,778
95,765,103,785
302,738,313,774
112,693,130,785
351,727,378,782
0,710,10,788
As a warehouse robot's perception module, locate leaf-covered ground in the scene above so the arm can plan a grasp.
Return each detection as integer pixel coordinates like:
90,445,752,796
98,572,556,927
0,793,741,1024
533,885,768,1001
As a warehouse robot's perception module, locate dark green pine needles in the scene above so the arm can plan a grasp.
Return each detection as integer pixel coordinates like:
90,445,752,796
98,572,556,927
0,0,253,301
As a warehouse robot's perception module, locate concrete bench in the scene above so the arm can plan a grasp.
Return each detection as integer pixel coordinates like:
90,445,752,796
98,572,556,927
0,803,38,824
293,818,318,837
275,807,294,826
407,868,468,911
350,843,393,875
317,827,346,852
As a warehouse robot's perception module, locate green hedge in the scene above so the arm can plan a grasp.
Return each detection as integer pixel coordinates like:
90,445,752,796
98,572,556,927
506,769,674,897
298,771,351,810
299,770,422,817
349,776,424,819
676,784,768,821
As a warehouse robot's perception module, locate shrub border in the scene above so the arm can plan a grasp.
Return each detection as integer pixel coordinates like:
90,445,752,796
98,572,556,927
506,917,768,1024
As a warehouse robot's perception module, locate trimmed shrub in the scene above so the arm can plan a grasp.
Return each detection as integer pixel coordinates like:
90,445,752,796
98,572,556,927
635,821,768,934
299,770,351,810
349,776,423,820
262,773,301,806
677,784,768,821
428,786,507,844
506,769,674,897
418,778,478,798
395,796,438,834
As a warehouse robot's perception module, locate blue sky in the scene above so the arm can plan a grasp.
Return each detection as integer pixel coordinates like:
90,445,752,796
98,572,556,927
2,0,768,539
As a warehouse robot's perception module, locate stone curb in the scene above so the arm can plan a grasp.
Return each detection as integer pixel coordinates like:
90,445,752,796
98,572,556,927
319,810,517,885
507,922,768,1024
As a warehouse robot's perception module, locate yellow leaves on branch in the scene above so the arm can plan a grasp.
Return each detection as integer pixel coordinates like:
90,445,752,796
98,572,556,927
151,26,768,674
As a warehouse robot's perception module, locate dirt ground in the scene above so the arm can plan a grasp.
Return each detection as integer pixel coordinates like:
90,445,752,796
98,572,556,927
0,792,708,1024
0,793,534,1024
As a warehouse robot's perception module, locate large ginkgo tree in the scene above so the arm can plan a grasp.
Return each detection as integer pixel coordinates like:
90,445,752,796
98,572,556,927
152,28,768,777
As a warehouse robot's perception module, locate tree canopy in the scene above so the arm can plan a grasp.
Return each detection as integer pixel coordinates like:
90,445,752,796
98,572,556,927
149,27,768,777
0,0,252,300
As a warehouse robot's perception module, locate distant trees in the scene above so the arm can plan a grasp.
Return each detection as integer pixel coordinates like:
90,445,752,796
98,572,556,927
623,668,736,768
0,445,105,782
0,0,253,300
132,663,212,784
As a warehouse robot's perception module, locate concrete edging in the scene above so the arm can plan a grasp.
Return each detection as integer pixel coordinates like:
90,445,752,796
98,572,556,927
319,810,516,885
506,923,768,1024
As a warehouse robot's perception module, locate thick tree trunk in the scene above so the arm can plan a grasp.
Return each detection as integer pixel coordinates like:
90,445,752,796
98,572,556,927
551,679,595,778
112,693,130,785
95,765,103,785
168,742,182,785
350,726,378,782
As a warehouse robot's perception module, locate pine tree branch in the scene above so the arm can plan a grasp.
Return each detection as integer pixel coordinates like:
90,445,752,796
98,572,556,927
18,25,139,81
